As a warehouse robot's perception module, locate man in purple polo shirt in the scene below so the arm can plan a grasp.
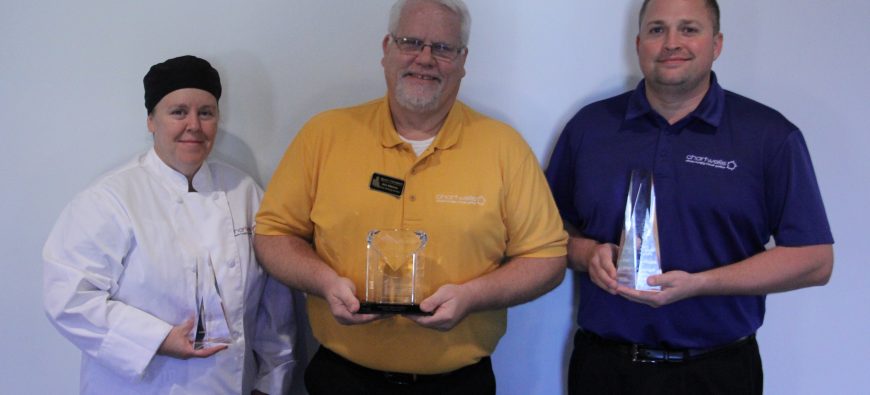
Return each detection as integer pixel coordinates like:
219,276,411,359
546,0,834,394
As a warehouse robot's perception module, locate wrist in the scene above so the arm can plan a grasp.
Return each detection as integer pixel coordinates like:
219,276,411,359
311,265,341,298
567,236,597,271
693,270,715,296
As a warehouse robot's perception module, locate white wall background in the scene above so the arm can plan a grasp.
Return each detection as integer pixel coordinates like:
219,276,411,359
1,1,867,394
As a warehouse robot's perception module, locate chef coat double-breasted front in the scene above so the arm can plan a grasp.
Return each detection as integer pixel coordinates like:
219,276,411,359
43,148,297,394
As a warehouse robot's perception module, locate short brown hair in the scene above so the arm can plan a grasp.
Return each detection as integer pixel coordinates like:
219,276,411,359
638,0,720,34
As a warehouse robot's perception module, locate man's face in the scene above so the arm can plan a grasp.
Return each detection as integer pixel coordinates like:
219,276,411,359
147,88,219,178
382,0,466,114
636,0,722,96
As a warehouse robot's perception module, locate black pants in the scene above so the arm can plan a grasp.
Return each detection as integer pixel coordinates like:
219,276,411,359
568,329,763,395
305,346,496,395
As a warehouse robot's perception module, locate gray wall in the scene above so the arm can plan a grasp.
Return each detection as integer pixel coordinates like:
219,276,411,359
1,1,867,393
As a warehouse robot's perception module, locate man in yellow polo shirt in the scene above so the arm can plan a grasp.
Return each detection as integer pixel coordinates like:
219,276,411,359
254,0,567,393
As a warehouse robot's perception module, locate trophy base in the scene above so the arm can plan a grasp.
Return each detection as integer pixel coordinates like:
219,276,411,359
358,303,432,315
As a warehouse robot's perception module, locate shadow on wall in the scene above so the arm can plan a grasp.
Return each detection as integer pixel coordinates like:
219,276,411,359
546,4,644,166
559,2,644,393
212,129,261,186
209,51,277,187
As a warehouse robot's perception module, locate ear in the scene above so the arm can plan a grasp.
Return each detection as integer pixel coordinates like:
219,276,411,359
635,34,641,55
382,34,392,54
712,32,724,61
381,35,392,68
146,114,156,134
457,49,467,79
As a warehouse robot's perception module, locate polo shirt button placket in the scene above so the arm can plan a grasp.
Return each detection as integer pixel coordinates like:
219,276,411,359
656,127,669,159
407,166,419,203
654,127,671,181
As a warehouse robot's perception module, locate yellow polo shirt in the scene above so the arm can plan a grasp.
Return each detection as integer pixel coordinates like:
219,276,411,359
256,97,566,374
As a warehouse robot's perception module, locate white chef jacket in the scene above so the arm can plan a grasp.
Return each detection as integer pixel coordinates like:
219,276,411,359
43,148,297,394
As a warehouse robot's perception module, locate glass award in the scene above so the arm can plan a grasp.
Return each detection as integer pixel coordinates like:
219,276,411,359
616,169,662,291
192,255,232,349
358,229,431,315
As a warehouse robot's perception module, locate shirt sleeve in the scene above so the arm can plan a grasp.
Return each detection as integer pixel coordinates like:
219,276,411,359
43,187,172,379
545,125,580,229
503,140,568,258
765,130,834,246
256,122,319,238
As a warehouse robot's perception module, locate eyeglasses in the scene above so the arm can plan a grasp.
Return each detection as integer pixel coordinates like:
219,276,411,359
392,36,466,62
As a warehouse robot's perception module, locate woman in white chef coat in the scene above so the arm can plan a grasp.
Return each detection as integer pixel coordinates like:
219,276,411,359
43,55,297,395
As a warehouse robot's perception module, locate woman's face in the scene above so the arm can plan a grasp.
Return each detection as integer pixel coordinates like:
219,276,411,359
147,88,219,178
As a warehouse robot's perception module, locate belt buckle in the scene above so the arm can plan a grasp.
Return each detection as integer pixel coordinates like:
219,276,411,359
631,344,660,364
631,345,686,363
383,372,417,385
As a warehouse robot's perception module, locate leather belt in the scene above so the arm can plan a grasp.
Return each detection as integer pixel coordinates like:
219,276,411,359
318,346,487,385
579,328,754,364
383,371,429,385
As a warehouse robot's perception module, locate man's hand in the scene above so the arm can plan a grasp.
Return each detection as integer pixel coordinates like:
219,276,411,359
616,270,703,307
404,284,471,331
406,256,564,331
157,319,227,359
325,276,386,325
585,243,619,294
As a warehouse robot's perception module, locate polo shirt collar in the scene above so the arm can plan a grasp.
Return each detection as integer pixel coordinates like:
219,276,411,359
145,147,215,193
378,96,463,150
625,71,725,129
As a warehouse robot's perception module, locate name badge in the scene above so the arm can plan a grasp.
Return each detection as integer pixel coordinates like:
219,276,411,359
370,173,404,198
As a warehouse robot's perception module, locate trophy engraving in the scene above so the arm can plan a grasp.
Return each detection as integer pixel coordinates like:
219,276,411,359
359,229,430,315
616,169,662,291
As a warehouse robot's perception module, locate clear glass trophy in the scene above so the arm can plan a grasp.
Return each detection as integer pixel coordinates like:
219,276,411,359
192,255,232,349
358,229,431,315
616,169,662,291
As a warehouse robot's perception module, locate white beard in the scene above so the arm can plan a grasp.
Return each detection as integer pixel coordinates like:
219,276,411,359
395,78,442,112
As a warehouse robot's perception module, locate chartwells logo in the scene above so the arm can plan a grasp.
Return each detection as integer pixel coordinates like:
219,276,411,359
435,194,487,206
685,155,738,171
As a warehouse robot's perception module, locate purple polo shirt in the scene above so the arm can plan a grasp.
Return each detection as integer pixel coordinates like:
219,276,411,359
546,73,833,348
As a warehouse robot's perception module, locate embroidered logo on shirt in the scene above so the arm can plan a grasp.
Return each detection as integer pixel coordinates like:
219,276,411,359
234,226,253,236
435,194,487,206
685,155,738,171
